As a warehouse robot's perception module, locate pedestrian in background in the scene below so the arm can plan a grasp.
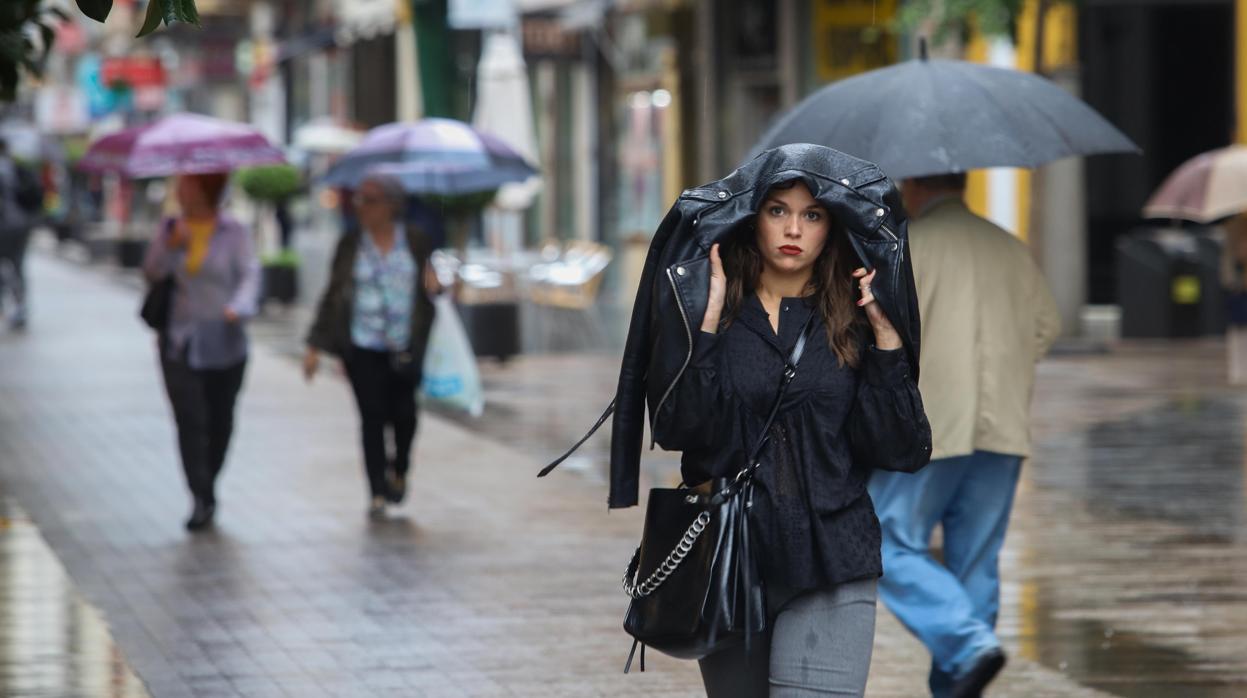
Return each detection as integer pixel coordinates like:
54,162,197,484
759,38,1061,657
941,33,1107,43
0,137,44,330
304,175,440,519
143,173,260,531
868,173,1061,697
1220,214,1247,384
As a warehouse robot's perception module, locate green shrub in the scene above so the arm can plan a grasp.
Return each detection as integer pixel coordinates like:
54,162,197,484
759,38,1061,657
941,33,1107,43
261,248,301,267
236,164,303,203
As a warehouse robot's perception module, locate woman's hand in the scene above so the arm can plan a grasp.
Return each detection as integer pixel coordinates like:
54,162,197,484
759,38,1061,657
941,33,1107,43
167,220,189,249
423,260,443,296
302,347,320,383
853,267,902,350
223,307,240,324
701,243,726,334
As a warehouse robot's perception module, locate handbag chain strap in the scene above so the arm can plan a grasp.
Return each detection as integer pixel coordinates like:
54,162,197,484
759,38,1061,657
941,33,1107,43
623,315,815,599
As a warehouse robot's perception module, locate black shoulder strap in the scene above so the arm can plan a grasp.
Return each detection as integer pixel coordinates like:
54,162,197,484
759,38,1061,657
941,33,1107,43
537,398,615,478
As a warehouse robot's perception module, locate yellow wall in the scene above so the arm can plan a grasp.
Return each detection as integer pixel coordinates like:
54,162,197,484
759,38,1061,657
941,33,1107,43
964,0,1078,242
1239,0,1247,143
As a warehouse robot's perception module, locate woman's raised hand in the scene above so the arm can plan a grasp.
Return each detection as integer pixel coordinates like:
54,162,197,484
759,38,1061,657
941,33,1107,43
701,243,726,334
853,267,902,350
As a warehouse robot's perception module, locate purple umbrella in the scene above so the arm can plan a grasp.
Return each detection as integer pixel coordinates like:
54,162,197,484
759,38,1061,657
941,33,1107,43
323,118,537,194
78,113,286,178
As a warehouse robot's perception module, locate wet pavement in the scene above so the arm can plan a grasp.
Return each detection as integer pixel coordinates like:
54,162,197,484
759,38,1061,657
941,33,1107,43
0,241,1245,696
0,497,148,697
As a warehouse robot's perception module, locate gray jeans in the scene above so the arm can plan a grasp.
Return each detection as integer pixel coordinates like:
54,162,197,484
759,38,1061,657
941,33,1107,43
699,578,878,697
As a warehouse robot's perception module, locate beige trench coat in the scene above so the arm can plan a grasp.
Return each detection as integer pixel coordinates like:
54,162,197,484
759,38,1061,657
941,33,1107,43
908,197,1061,460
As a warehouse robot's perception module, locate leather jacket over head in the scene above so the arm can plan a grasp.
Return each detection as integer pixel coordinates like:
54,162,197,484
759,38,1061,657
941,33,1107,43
541,144,923,509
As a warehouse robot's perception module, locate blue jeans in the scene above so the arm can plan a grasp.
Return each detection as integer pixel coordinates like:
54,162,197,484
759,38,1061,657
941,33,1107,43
868,451,1023,697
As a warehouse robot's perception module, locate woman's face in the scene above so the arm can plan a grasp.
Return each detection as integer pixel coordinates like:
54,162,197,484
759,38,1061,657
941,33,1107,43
176,175,209,214
754,181,831,277
354,180,395,231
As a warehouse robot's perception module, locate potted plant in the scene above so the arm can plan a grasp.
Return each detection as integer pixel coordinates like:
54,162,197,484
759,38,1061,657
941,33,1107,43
236,164,304,305
258,247,300,304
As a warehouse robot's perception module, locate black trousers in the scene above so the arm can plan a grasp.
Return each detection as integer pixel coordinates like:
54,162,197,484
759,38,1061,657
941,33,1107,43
0,226,30,315
160,351,247,505
343,346,420,498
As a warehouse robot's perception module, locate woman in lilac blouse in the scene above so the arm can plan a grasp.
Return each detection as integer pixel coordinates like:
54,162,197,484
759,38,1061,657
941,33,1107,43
304,176,440,518
142,173,260,531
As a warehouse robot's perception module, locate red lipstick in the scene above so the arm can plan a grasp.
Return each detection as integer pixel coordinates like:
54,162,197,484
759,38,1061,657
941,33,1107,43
779,245,803,256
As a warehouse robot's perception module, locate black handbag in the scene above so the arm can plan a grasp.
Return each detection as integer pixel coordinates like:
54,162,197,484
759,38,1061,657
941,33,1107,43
140,219,176,332
140,276,175,332
621,317,814,673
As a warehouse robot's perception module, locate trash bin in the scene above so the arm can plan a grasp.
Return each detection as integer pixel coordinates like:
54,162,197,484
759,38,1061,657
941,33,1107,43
1116,227,1225,338
455,261,521,361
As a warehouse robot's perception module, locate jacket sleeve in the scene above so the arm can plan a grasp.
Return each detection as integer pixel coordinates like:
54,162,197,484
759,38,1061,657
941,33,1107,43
1031,261,1062,359
306,234,353,354
226,224,261,319
651,331,734,452
608,204,684,508
847,346,932,473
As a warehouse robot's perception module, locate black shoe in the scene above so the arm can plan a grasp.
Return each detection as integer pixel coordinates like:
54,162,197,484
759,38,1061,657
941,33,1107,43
949,647,1006,698
368,496,387,520
385,471,406,504
185,500,216,531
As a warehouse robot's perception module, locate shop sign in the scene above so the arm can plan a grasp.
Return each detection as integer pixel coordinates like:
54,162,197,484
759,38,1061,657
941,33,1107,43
521,16,581,58
100,56,166,88
335,0,400,41
449,0,517,29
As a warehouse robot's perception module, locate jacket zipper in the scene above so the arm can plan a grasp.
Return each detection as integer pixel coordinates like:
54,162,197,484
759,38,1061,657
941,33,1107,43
650,266,694,443
880,224,898,241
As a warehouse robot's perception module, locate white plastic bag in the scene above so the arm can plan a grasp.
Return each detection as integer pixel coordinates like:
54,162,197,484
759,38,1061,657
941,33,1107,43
419,295,485,417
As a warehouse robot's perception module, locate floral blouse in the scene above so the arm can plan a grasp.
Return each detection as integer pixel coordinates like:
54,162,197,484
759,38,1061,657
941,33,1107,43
351,226,417,352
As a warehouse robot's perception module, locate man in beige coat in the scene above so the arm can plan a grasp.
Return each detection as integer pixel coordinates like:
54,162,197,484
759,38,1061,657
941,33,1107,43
868,173,1060,698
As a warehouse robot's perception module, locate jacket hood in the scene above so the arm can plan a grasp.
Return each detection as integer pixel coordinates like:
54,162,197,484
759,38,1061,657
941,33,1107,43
682,143,905,267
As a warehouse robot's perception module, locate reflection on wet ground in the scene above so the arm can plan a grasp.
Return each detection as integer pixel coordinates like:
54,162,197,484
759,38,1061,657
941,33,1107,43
1006,340,1247,696
0,498,147,698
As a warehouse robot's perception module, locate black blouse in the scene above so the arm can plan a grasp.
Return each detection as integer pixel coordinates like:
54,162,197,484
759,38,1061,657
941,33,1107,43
652,293,931,601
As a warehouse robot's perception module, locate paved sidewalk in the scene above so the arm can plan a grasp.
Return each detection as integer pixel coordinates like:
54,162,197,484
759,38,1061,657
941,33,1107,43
1,251,1243,696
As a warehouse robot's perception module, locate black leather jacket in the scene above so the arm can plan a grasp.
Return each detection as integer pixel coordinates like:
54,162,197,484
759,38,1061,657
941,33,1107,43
608,144,921,508
539,144,923,508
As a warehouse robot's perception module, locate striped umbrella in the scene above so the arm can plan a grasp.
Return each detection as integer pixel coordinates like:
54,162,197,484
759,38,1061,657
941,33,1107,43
77,113,286,178
1144,145,1247,224
322,118,537,194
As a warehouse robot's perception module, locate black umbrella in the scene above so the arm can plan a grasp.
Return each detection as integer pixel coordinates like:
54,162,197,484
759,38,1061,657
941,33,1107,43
751,50,1139,179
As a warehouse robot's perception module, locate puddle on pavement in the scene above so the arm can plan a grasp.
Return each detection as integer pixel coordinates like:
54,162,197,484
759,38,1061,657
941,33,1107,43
1018,582,1245,697
1017,394,1247,696
0,502,148,697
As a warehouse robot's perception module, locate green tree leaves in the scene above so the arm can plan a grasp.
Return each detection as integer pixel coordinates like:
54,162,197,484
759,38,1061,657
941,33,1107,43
138,0,201,38
2,0,200,102
74,0,112,23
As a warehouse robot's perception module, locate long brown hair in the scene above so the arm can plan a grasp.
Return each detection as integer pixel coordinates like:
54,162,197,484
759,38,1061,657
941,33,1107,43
721,179,865,367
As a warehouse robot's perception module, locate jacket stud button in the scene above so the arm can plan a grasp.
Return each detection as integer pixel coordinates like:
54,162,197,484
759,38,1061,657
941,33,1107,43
717,191,728,199
875,208,885,217
841,178,851,186
676,266,686,276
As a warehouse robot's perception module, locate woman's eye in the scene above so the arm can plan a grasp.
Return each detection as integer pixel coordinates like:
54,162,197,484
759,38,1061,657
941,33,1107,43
804,211,822,221
768,206,785,216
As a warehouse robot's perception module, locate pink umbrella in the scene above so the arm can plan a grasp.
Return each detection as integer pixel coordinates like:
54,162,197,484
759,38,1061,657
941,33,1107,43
78,113,286,178
1144,145,1247,224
